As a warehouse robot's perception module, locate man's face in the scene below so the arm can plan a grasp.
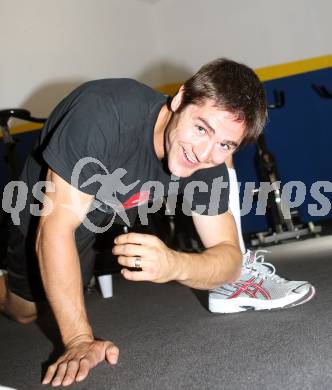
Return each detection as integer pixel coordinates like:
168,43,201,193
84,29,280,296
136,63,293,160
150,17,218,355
165,98,246,177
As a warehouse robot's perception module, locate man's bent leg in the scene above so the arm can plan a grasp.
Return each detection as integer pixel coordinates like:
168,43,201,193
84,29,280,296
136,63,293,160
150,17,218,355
1,221,46,323
2,209,109,324
2,222,103,325
0,271,8,312
0,271,37,324
2,291,37,324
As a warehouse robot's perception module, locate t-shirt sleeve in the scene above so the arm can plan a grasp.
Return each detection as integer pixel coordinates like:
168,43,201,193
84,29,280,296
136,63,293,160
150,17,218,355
42,93,118,195
182,163,230,216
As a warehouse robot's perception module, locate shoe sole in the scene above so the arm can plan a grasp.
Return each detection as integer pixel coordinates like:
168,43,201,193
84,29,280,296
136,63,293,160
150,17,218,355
209,285,316,313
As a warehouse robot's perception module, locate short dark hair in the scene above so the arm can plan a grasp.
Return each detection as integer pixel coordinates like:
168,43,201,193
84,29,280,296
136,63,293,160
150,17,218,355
177,58,267,144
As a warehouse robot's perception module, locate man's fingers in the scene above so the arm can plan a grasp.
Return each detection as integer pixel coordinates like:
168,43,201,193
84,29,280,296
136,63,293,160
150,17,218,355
42,362,58,385
112,243,149,258
62,360,80,386
105,344,119,365
117,255,149,268
76,358,91,382
115,232,158,246
51,362,68,387
121,268,153,281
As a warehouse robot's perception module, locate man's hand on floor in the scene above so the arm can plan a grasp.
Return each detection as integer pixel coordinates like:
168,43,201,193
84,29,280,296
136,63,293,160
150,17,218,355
42,336,119,387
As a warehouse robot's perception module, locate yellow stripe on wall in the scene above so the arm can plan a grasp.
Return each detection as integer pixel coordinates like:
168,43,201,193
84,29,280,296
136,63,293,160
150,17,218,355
157,82,182,96
255,54,332,81
0,122,43,138
3,54,331,137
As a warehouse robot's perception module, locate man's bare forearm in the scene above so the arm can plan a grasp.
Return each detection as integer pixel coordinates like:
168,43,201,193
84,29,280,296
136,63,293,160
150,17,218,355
175,243,242,290
36,223,93,345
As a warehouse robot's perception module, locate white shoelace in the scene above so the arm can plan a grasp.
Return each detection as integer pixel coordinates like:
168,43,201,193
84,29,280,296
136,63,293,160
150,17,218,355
244,250,286,283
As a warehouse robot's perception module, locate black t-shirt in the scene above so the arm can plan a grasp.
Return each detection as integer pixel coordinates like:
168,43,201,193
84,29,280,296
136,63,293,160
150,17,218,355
19,79,229,235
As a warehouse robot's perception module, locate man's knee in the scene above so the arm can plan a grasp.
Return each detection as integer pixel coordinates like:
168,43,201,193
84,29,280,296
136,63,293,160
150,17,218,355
2,290,38,324
11,311,37,324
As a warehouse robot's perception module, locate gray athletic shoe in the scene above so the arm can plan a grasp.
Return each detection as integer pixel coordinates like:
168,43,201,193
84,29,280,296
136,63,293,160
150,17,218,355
209,250,315,313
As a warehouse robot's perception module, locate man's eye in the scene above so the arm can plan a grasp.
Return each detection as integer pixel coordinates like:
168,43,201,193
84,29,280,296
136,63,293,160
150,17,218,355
220,143,231,151
197,126,207,134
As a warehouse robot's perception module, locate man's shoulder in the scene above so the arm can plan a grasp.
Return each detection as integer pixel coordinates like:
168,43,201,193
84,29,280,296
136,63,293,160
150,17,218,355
70,78,165,114
76,78,162,98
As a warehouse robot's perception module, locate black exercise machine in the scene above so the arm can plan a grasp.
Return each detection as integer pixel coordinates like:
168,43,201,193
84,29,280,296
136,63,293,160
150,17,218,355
0,109,46,263
250,90,322,246
0,108,46,180
312,84,332,99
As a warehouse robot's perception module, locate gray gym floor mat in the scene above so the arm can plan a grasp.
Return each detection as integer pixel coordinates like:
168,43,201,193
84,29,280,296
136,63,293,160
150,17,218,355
0,236,331,390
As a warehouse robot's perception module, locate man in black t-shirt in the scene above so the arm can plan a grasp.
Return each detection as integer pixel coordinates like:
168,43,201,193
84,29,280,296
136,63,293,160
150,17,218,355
0,58,267,386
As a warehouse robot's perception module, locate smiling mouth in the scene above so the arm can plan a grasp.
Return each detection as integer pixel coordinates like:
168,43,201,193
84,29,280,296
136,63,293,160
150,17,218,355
182,148,198,165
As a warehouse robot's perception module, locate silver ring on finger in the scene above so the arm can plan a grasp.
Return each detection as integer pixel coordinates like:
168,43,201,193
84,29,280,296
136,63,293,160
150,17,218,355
134,257,142,269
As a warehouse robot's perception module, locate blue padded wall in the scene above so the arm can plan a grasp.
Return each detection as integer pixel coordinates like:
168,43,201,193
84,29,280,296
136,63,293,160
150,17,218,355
234,67,332,233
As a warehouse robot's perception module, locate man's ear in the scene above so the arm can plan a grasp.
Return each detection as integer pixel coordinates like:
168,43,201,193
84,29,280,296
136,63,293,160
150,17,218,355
170,85,185,112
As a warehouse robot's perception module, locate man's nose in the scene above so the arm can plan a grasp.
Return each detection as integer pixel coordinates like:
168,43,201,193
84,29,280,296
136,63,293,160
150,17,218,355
194,140,214,163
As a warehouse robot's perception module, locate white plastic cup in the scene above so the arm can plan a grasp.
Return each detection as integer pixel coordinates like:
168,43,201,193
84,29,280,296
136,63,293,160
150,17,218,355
98,274,113,298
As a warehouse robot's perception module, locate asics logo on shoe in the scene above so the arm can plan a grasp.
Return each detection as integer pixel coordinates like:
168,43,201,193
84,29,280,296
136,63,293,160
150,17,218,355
231,277,271,300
